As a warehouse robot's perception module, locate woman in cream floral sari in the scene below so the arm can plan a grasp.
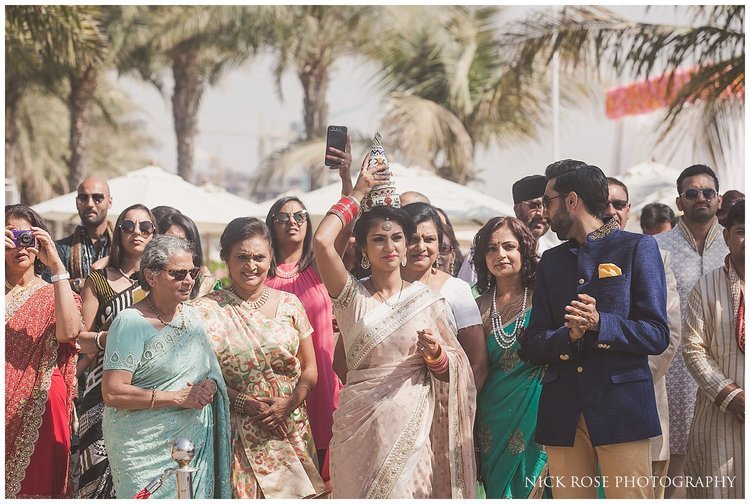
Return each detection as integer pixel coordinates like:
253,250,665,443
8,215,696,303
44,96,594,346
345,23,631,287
193,217,325,498
313,155,477,498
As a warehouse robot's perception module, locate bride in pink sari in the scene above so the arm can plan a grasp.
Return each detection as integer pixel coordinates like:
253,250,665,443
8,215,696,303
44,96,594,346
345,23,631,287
312,155,477,498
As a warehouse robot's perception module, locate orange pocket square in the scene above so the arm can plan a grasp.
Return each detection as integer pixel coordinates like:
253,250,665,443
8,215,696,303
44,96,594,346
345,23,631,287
598,263,622,278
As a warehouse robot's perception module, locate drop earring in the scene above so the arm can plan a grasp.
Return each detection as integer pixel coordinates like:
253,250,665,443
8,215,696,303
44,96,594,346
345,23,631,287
401,256,407,267
361,254,371,270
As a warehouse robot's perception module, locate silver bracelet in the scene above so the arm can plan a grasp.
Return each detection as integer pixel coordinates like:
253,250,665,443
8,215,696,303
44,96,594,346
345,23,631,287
95,331,105,352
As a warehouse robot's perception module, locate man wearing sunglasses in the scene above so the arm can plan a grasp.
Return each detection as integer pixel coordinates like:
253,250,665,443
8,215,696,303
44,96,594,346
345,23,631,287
519,160,669,498
604,177,682,499
53,177,114,293
653,164,729,498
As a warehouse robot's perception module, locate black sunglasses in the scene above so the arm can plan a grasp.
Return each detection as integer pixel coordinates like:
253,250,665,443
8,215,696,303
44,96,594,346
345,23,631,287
542,192,570,208
77,193,106,204
681,188,717,200
164,267,200,281
608,199,629,211
119,219,155,236
439,244,454,255
273,210,308,225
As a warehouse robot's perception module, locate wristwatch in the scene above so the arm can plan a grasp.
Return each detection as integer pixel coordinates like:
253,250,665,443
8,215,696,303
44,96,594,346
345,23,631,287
50,272,71,283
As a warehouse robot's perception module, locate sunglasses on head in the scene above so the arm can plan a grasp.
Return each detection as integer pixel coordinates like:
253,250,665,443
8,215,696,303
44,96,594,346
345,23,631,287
681,188,717,200
608,199,629,211
119,219,155,235
77,193,106,204
164,267,200,281
273,210,308,225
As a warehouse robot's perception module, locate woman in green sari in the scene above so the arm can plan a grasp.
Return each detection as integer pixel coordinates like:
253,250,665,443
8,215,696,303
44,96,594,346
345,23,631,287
101,235,231,498
472,216,549,499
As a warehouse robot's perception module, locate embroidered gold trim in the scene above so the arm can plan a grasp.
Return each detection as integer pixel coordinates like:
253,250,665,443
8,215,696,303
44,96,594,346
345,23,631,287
586,218,618,241
447,354,467,498
331,274,357,310
365,372,431,499
6,328,59,498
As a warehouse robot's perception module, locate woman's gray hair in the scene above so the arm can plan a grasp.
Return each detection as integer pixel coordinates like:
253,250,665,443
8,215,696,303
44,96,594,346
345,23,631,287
140,235,195,291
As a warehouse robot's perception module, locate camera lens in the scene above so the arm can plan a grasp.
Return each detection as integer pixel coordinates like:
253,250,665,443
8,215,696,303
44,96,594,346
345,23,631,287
18,231,33,246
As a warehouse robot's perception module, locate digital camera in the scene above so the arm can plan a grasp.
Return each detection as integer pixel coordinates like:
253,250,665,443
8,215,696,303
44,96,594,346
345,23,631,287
12,229,36,248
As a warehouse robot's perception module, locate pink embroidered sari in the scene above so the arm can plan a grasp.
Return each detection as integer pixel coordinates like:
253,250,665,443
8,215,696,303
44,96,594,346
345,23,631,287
5,283,79,498
330,276,477,498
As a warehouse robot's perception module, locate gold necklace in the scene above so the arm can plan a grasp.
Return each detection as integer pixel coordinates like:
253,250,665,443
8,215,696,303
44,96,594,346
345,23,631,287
228,285,269,309
371,279,404,308
5,277,41,292
146,295,186,330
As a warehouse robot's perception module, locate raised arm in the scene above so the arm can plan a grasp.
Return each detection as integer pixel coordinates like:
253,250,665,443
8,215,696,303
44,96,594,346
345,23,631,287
312,152,388,297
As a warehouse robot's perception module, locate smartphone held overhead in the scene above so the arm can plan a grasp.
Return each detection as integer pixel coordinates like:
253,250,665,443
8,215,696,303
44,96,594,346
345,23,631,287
325,125,348,167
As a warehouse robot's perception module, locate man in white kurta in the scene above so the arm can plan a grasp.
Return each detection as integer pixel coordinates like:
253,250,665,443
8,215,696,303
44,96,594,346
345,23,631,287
682,200,744,499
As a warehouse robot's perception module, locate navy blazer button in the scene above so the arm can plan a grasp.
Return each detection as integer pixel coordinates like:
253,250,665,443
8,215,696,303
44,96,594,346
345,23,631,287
577,366,584,373
578,278,585,284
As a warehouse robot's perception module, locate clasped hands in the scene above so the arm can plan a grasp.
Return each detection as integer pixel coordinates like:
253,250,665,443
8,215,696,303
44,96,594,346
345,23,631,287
564,293,600,342
246,395,293,438
179,379,217,409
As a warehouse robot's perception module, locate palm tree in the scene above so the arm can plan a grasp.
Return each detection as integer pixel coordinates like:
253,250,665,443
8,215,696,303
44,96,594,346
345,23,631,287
501,5,744,170
269,5,374,140
5,5,106,189
368,5,551,184
117,5,270,182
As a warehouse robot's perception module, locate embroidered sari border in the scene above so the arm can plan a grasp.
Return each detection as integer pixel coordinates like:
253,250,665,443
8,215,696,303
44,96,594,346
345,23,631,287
365,373,432,499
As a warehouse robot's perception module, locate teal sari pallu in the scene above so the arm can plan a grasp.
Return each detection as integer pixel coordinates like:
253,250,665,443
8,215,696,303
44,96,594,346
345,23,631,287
476,310,549,499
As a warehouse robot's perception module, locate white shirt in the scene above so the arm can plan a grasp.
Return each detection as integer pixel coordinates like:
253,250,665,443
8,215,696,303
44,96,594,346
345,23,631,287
439,276,482,330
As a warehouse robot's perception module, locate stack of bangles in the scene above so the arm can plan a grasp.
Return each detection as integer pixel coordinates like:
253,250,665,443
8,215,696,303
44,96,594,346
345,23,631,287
232,393,248,415
423,345,449,374
328,195,361,226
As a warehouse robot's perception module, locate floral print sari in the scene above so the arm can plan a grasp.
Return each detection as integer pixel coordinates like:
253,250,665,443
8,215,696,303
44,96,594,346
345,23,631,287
193,289,326,498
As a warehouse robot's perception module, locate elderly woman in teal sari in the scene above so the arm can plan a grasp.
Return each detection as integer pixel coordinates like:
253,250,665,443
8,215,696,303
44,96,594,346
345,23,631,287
101,236,231,498
472,217,549,498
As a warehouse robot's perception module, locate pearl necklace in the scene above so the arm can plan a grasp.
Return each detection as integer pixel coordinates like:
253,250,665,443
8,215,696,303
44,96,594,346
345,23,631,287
146,295,186,331
274,263,300,279
490,286,528,349
228,285,269,309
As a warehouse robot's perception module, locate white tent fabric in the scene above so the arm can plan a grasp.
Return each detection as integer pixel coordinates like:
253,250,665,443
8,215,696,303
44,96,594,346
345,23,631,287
616,161,681,232
31,166,265,234
258,163,515,224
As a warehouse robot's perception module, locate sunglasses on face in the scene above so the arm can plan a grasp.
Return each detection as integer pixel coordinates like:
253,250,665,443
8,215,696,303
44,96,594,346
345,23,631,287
273,210,308,225
439,244,454,255
76,193,106,204
164,267,200,281
119,219,155,236
608,199,629,211
681,188,717,200
542,192,569,208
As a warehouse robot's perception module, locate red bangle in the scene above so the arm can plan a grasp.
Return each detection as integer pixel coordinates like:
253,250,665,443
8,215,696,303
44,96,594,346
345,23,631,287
328,197,361,226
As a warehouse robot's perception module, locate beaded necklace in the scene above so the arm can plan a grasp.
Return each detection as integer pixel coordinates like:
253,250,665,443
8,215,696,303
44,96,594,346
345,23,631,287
490,286,528,349
228,285,269,309
146,295,186,331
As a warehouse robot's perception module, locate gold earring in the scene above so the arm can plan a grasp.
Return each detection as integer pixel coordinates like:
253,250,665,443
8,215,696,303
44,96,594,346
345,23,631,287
361,254,371,270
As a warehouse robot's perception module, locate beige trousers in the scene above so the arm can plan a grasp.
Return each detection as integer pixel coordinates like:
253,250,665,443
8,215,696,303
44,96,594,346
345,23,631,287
651,459,669,499
546,414,654,498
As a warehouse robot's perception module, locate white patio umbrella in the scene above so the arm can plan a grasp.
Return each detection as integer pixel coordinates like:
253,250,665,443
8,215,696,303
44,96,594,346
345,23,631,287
32,166,265,235
258,163,515,225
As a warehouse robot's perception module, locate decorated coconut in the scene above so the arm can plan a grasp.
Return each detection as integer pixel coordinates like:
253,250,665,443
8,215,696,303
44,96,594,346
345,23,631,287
361,132,400,211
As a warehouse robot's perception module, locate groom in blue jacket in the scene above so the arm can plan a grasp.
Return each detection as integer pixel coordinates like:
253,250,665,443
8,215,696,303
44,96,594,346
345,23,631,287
519,160,669,498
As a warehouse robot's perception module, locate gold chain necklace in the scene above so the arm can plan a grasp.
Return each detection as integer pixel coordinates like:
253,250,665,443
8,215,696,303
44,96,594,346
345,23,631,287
228,285,270,309
371,279,404,308
146,295,186,330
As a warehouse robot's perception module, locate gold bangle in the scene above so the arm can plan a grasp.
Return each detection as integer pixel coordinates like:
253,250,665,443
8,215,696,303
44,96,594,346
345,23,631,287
149,389,157,410
297,383,312,399
423,345,443,364
233,393,247,415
